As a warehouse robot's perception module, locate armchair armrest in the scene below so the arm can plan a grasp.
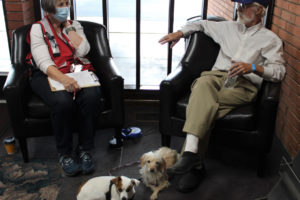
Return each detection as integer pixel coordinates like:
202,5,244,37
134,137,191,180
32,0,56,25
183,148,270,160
159,65,194,133
258,81,281,105
160,64,194,101
93,57,124,125
256,81,281,150
3,67,31,136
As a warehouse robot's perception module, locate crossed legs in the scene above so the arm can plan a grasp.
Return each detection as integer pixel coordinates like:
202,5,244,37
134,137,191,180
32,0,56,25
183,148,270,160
168,70,258,192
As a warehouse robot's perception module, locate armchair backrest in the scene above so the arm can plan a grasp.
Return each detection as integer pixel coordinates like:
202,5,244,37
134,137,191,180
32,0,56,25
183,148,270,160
11,24,32,71
181,32,220,80
79,20,112,59
180,15,224,81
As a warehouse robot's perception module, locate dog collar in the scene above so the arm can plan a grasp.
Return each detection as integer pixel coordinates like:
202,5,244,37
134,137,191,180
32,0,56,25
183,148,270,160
105,180,114,200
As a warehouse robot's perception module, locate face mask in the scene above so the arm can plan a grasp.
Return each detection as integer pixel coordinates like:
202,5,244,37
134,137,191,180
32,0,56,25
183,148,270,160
54,7,69,22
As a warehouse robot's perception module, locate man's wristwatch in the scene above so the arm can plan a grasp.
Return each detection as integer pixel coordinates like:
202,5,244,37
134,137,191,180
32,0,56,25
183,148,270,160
65,26,76,34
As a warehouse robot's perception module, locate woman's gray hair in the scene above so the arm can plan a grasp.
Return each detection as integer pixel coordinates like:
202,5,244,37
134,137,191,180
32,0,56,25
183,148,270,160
41,0,58,14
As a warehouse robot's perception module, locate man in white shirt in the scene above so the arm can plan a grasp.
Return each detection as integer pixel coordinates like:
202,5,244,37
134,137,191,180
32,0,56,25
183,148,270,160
159,0,285,192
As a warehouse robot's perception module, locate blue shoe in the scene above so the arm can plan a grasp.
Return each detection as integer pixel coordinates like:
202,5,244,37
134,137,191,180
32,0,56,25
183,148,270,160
121,127,142,139
77,148,95,175
59,155,81,176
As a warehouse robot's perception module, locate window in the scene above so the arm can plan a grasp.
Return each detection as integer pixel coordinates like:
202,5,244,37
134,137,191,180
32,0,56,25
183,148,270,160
56,0,205,89
75,0,103,24
0,0,11,73
72,1,205,89
109,0,136,86
140,0,169,88
173,1,203,72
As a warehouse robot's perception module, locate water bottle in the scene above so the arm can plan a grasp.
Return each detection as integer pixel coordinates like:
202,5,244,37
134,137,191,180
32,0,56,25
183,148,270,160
224,61,238,88
224,73,238,88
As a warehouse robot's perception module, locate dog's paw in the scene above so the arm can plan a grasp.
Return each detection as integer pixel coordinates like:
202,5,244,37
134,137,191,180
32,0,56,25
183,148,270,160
150,194,158,200
131,178,140,186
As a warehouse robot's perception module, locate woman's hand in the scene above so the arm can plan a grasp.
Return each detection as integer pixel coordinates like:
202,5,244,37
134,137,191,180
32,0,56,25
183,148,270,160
63,21,71,28
46,66,81,93
61,75,80,92
159,31,183,48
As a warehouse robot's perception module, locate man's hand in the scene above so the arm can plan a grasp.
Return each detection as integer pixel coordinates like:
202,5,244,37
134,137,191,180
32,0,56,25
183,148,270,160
159,31,183,48
229,61,253,77
61,75,80,92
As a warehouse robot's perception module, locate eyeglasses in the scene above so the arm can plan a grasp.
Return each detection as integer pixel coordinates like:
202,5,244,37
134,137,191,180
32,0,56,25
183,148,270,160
238,3,255,10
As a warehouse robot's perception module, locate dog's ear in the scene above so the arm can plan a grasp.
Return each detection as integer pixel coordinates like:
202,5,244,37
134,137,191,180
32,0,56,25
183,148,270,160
112,176,122,186
140,153,147,167
131,179,140,186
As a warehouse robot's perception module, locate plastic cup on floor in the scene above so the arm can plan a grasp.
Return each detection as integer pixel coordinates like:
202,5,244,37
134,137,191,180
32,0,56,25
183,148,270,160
3,136,17,155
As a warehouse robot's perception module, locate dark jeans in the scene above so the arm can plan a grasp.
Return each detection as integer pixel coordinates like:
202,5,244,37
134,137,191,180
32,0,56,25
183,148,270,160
29,70,101,155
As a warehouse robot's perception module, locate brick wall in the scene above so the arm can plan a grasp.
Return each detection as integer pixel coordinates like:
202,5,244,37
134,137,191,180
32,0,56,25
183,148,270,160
272,0,300,158
4,0,35,40
208,0,235,20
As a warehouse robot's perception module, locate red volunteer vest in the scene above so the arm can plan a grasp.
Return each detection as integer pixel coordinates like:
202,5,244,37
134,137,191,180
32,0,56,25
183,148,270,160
26,16,94,74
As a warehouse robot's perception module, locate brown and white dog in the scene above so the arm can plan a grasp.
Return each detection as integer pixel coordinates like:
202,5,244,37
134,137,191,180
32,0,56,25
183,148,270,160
140,147,179,200
77,176,140,200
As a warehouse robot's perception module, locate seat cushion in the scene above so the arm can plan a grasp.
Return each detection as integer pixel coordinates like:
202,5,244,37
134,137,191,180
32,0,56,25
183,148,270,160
27,94,106,118
175,94,256,131
27,95,51,118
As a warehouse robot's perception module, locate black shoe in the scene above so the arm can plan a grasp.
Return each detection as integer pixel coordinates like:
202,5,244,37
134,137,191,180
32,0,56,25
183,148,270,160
167,151,202,176
76,147,95,175
59,154,81,177
173,164,206,193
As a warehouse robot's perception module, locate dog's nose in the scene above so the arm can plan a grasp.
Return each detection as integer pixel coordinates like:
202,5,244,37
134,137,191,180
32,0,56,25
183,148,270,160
150,168,155,173
122,197,127,200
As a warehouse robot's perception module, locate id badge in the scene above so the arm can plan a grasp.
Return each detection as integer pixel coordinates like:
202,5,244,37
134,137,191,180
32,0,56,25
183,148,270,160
70,63,83,72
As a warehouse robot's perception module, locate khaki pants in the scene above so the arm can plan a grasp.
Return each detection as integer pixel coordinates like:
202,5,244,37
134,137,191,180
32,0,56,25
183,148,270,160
181,70,258,159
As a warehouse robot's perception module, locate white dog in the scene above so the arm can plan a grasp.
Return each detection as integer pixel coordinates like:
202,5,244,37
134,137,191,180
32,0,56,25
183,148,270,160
140,147,179,200
77,176,140,200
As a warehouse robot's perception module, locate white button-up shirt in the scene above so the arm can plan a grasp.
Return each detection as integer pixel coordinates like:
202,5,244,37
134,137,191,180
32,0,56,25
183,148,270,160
181,20,286,88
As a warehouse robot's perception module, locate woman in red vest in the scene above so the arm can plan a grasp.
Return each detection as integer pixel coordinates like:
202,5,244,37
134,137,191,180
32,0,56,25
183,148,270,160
27,0,101,176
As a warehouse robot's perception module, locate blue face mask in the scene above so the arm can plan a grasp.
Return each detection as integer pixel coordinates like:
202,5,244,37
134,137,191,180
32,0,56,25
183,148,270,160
54,7,69,22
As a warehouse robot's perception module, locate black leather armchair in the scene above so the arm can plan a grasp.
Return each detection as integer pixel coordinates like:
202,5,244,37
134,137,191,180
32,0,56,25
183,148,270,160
159,31,281,177
3,21,124,162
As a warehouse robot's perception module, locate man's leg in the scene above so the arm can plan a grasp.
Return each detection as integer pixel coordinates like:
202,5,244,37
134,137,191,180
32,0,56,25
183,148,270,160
170,73,258,174
216,76,258,119
171,73,258,192
168,71,225,175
